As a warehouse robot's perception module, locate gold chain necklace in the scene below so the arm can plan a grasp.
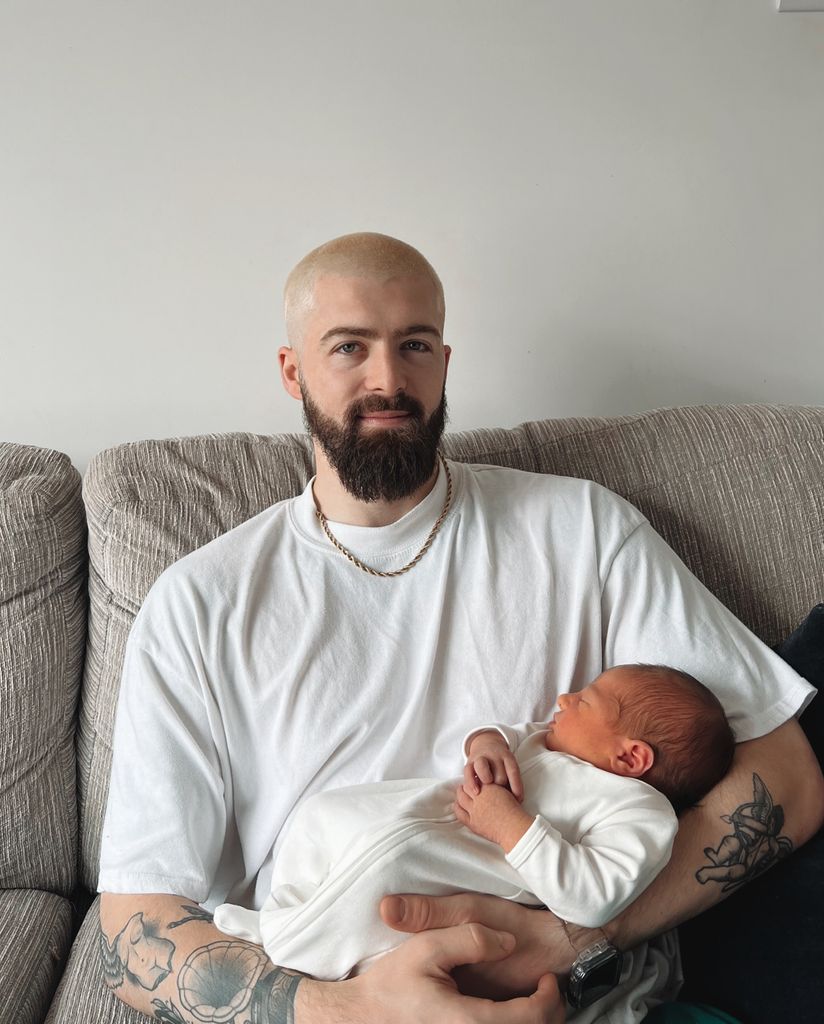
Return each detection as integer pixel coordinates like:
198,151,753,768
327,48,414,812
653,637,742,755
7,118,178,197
314,455,453,578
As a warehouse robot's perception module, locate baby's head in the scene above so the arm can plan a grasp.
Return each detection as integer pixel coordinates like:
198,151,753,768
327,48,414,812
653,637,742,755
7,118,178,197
546,664,735,813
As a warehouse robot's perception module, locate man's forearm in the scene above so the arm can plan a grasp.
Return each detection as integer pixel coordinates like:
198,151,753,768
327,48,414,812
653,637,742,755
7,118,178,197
100,892,306,1024
604,718,824,949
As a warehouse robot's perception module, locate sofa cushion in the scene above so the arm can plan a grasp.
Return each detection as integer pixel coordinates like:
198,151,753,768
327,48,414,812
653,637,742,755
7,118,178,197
0,888,73,1024
78,405,824,891
0,443,86,894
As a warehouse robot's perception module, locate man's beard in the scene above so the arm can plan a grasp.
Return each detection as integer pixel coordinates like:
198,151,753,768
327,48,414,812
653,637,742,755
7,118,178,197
300,377,448,503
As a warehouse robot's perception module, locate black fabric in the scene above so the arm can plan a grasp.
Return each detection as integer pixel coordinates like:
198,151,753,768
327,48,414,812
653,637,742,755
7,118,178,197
778,603,824,766
678,604,824,1024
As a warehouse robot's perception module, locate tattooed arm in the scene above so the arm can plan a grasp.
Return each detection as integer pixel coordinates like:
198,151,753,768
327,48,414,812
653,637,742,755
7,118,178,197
100,893,304,1024
380,717,824,995
100,891,564,1024
605,717,824,947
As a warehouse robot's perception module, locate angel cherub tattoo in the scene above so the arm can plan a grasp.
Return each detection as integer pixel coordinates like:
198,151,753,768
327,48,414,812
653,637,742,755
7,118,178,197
696,772,793,892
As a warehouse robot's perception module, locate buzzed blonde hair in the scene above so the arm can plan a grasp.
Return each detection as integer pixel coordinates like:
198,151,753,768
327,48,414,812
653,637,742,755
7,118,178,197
283,232,445,348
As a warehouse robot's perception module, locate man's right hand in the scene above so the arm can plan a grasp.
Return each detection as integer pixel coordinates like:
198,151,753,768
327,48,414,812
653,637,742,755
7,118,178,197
295,923,564,1024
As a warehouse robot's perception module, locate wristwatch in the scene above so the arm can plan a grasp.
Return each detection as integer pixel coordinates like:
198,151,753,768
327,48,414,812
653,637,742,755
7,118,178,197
567,938,623,1010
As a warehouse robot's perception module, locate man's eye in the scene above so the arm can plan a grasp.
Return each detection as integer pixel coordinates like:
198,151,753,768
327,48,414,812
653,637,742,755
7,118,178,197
404,340,429,352
336,342,359,354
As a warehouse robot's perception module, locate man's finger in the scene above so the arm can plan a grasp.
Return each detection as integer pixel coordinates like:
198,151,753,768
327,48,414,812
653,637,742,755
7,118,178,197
463,974,565,1024
466,973,566,1024
380,892,481,932
414,922,515,973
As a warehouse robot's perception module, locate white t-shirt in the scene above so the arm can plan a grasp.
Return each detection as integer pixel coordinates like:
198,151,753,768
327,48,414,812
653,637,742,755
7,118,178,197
213,733,677,981
99,460,814,1020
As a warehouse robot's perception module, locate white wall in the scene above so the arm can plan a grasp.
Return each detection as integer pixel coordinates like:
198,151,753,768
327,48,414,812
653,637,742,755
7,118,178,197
1,0,822,473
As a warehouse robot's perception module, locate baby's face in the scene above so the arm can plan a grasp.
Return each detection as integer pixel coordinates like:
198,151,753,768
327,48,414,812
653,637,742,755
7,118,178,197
545,668,633,770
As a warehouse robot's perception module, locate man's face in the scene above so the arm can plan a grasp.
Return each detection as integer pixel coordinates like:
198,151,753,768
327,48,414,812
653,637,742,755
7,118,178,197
281,273,451,501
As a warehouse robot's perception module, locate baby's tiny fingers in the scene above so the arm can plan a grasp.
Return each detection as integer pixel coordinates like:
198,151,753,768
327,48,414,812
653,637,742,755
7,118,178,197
474,757,494,785
505,758,525,800
463,762,480,795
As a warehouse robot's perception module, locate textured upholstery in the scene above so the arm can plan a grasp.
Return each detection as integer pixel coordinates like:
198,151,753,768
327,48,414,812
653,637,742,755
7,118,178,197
0,889,73,1024
77,405,824,894
0,444,86,894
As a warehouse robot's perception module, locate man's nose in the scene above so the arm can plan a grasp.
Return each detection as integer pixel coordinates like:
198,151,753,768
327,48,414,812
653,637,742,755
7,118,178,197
365,347,406,394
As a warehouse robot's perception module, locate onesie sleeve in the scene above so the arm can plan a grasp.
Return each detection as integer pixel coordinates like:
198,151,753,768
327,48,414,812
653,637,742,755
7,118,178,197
505,785,677,928
461,722,546,760
601,522,815,741
97,575,227,902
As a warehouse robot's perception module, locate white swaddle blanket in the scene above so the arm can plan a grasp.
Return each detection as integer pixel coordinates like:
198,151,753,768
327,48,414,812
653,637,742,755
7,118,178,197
214,734,677,981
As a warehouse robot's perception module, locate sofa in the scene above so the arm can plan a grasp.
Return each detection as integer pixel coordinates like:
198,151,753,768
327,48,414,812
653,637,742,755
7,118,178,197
1,403,823,1024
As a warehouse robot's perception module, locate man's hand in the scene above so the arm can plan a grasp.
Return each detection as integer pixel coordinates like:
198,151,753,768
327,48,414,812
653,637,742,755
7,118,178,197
455,782,535,853
465,731,525,801
295,923,565,1024
381,893,595,1001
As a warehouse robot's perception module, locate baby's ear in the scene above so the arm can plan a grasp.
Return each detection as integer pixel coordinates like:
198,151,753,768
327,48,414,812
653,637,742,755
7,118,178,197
613,738,655,778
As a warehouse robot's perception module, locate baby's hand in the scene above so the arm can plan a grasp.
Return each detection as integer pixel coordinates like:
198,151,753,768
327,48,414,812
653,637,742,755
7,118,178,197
454,782,534,852
464,731,524,802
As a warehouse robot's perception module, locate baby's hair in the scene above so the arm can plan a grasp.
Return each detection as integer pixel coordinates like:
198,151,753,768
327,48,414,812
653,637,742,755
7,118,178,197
613,664,735,814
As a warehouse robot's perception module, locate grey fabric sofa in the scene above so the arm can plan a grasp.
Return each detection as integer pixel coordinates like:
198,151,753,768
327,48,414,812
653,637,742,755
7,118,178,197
1,404,822,1024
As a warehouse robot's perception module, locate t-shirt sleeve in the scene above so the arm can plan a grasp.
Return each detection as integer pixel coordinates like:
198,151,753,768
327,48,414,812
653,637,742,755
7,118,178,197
601,522,815,740
97,577,227,901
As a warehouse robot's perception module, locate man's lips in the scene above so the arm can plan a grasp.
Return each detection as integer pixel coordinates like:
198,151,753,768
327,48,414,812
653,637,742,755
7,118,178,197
357,411,413,426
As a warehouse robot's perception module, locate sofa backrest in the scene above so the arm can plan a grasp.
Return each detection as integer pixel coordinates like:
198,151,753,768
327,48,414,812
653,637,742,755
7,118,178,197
78,404,824,892
0,443,86,896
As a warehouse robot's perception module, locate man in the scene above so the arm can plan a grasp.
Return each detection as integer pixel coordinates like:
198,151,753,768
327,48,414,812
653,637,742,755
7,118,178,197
99,233,824,1024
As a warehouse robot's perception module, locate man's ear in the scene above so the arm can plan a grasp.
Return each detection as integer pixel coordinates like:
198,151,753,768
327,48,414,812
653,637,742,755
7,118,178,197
611,738,655,779
279,345,303,401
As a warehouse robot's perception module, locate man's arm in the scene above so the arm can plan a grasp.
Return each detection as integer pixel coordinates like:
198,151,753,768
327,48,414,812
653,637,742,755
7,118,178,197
605,716,824,948
100,892,564,1024
100,893,305,1023
381,718,824,996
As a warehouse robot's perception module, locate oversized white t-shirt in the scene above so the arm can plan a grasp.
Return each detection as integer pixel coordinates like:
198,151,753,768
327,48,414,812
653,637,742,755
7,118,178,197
213,733,677,981
99,460,814,1021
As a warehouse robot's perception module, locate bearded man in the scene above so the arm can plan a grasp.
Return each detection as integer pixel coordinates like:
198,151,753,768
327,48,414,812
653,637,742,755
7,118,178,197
99,233,823,1024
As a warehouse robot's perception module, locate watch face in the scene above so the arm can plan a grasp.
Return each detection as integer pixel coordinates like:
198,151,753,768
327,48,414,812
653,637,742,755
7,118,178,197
568,944,623,1010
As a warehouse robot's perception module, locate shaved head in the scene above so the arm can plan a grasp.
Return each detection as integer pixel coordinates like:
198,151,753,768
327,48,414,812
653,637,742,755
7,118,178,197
284,232,445,348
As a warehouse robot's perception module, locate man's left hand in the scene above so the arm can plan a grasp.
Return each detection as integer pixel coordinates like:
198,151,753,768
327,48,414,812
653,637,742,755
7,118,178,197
381,892,595,1000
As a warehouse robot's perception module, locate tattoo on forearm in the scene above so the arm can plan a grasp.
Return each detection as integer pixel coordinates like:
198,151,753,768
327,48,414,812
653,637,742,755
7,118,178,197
170,904,215,928
177,941,303,1024
152,998,189,1024
696,772,794,892
100,913,175,991
102,908,305,1023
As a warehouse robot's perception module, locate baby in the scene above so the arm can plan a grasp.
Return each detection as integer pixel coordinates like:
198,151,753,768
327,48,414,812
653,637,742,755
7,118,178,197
214,663,735,981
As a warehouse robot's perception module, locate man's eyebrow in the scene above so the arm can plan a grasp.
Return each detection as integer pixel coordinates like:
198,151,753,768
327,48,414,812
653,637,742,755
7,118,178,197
394,324,442,340
319,326,378,343
319,324,442,344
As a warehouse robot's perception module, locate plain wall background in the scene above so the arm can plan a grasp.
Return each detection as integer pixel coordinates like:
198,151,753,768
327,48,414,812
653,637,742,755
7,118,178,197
2,0,822,473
